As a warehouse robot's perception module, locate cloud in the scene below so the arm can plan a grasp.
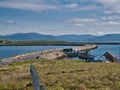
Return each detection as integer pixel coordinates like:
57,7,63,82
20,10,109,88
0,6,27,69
0,20,15,24
75,5,100,11
73,23,83,27
62,3,79,9
62,4,99,12
67,16,120,28
0,1,59,11
0,0,99,12
67,18,98,28
92,31,105,36
68,18,97,23
96,21,120,26
97,0,120,14
101,21,120,25
101,15,120,21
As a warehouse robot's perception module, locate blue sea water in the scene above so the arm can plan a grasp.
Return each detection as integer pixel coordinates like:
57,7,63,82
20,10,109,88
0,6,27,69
90,45,120,56
0,45,119,59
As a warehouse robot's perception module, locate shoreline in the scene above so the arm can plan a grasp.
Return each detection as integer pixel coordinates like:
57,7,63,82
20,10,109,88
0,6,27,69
0,48,66,66
0,44,98,66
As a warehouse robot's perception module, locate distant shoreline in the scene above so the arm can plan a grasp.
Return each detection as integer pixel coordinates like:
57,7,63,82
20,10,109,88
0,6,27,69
0,43,120,46
1,40,120,46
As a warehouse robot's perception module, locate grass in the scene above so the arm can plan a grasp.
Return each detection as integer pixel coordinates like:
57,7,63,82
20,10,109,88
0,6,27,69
0,59,120,90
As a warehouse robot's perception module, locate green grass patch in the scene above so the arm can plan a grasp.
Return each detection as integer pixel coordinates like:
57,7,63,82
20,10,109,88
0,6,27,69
0,59,120,90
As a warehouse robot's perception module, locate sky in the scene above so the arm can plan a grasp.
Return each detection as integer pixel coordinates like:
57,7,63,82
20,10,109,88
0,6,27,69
0,0,120,36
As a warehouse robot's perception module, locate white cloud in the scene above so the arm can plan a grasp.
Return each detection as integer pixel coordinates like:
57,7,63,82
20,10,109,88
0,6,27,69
76,5,100,11
61,4,98,12
0,1,59,11
97,21,120,26
67,18,99,28
101,15,120,21
97,0,120,14
93,32,105,36
62,3,79,9
0,0,99,12
68,18,97,23
0,20,15,24
74,23,83,27
67,16,120,28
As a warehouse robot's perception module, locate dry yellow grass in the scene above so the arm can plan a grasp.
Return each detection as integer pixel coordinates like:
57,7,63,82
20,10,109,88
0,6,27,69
0,60,120,90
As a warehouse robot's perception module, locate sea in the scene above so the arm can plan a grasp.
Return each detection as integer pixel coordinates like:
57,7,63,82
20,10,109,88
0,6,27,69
0,45,120,59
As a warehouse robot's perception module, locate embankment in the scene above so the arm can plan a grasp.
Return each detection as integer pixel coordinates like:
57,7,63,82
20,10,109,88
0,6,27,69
0,48,66,66
0,44,98,66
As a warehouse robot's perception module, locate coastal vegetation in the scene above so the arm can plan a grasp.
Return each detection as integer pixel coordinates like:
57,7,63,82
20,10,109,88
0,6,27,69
0,59,120,90
0,39,120,46
0,40,81,46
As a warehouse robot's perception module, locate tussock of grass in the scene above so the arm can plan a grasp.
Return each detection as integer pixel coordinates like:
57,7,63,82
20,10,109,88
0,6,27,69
0,59,120,90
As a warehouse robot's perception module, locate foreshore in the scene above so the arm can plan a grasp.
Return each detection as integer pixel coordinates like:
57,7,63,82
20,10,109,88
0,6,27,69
0,44,98,66
0,48,66,66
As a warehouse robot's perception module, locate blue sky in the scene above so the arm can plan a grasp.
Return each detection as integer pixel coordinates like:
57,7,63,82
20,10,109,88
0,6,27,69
0,0,120,35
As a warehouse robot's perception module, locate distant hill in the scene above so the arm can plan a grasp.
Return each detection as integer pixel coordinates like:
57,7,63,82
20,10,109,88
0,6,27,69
0,33,120,42
0,33,97,42
56,34,97,42
90,34,120,42
0,33,55,41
